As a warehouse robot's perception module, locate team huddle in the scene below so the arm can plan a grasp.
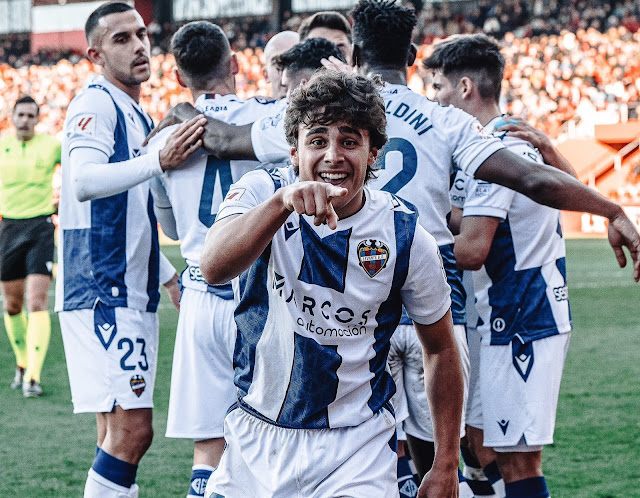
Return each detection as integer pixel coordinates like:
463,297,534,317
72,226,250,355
19,1,639,497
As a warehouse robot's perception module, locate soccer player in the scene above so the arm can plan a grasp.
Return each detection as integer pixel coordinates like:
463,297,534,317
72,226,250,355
298,11,352,64
55,3,204,497
146,21,290,497
0,95,60,397
200,70,463,498
427,33,573,498
262,30,299,99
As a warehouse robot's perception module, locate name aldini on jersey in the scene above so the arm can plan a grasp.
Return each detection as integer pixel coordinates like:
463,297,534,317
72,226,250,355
272,271,373,340
384,98,433,136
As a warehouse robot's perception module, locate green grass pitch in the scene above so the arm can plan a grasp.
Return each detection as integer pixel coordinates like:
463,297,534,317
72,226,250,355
0,239,637,496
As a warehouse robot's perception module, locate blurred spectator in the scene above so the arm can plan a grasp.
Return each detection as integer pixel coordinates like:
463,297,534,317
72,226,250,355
3,2,640,142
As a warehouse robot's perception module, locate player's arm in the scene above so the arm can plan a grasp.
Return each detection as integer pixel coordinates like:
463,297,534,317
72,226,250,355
475,149,640,281
454,215,500,270
201,181,346,284
144,102,256,160
149,176,178,241
71,116,206,202
159,252,180,311
414,310,462,498
496,117,578,178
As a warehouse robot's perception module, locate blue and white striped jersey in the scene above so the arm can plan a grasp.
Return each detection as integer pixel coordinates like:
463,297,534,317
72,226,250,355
250,83,506,326
55,76,160,312
147,93,279,297
216,166,451,429
462,118,572,345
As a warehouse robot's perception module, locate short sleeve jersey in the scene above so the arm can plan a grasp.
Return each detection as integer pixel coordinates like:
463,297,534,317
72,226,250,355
249,83,505,325
147,93,280,296
216,166,451,429
0,134,61,219
55,76,161,313
462,118,572,345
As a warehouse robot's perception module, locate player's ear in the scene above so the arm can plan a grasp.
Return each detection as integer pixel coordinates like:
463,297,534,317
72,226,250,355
290,146,299,166
368,146,378,166
86,46,103,66
263,67,269,82
175,70,188,88
459,76,473,100
230,53,239,76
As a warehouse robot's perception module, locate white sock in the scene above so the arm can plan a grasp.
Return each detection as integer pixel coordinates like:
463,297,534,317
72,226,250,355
84,468,132,498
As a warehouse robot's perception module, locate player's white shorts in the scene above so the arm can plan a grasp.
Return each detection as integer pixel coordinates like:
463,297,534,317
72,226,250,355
480,332,570,449
388,323,469,442
166,288,237,439
465,326,484,429
59,302,158,413
205,405,399,498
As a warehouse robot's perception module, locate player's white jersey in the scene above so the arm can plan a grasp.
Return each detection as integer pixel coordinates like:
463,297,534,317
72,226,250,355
55,76,160,312
462,118,572,345
216,166,451,430
147,93,280,296
249,82,505,325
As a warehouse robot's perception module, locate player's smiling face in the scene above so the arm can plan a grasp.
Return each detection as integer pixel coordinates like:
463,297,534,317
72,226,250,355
88,10,151,89
291,120,378,219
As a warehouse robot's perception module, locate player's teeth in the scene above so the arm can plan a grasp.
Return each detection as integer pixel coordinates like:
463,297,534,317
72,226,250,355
320,173,347,180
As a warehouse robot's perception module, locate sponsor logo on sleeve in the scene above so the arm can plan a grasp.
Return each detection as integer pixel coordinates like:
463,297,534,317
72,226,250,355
224,187,246,202
75,114,97,136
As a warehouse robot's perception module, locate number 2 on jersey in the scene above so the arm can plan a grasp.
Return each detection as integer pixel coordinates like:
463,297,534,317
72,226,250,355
199,156,232,228
379,137,418,194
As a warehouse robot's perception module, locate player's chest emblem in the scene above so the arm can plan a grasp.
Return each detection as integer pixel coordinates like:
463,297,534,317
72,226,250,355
357,239,390,278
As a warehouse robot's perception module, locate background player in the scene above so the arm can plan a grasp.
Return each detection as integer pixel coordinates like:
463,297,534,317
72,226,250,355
262,30,299,100
201,70,463,498
0,95,60,397
298,11,352,64
55,3,204,496
427,33,573,498
147,20,289,496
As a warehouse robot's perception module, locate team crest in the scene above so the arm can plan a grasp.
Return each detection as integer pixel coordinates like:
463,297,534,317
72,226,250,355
130,375,146,397
357,239,390,278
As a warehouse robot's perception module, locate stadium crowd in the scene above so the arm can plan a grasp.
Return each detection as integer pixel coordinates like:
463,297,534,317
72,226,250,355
2,1,640,140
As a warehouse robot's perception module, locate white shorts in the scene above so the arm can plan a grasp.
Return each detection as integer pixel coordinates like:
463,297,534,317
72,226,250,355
480,333,570,449
465,326,484,429
206,405,399,498
388,323,469,442
59,303,159,414
166,288,237,439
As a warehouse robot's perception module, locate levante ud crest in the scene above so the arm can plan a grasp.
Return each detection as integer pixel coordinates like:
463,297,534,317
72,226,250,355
357,239,390,278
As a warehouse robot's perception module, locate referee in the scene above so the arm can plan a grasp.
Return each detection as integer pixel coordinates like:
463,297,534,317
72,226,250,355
0,96,60,397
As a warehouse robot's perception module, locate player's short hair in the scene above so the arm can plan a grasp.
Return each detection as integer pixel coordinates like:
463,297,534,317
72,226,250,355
350,0,417,70
85,2,134,44
285,71,387,181
275,38,345,74
14,95,39,115
171,21,232,91
298,11,352,42
423,34,505,103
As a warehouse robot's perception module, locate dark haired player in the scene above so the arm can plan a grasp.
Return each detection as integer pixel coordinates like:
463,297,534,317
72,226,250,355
298,10,352,63
426,33,574,498
201,70,464,498
55,3,204,496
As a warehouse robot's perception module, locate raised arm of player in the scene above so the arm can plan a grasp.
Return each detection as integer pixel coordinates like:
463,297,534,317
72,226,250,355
71,116,206,202
496,117,578,178
201,182,346,285
414,310,463,498
475,149,640,281
144,102,256,160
